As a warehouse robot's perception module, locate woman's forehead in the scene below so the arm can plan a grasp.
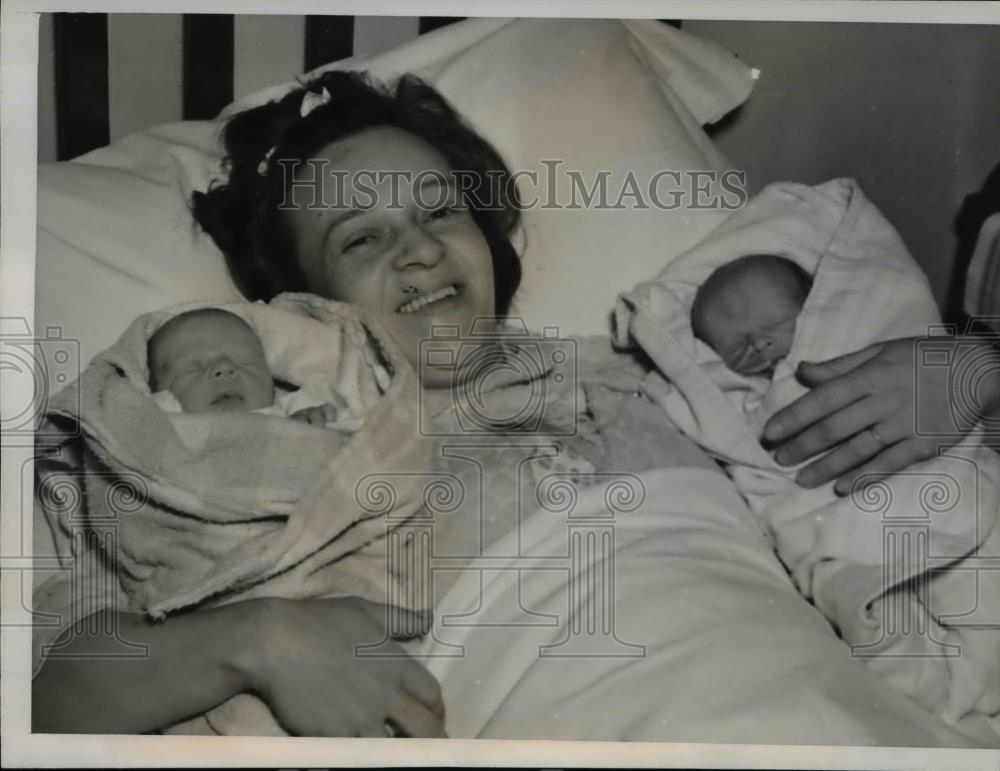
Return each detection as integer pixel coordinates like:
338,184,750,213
305,126,450,177
286,126,455,215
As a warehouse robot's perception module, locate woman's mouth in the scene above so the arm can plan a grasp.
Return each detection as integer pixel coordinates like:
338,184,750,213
397,284,461,314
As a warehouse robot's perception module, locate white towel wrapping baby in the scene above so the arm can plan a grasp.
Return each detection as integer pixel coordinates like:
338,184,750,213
33,292,434,651
614,178,1000,744
33,292,440,734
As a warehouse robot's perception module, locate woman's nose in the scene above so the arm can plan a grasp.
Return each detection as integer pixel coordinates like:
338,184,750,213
392,224,445,270
210,359,237,379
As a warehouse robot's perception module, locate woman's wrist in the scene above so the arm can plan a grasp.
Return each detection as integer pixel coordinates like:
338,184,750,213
33,604,273,734
224,597,284,694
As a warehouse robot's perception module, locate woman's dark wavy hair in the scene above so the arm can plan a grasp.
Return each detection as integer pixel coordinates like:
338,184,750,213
191,70,523,314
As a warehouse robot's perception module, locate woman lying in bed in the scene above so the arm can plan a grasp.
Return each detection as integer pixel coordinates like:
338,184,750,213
32,70,1000,739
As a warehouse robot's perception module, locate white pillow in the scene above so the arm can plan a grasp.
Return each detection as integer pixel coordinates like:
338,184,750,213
35,18,754,390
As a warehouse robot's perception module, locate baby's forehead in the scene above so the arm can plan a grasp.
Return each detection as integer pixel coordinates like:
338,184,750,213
151,310,262,358
707,258,802,299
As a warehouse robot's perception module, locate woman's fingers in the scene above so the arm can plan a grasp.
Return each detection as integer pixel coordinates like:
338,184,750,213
762,336,996,487
353,600,431,639
251,597,444,738
386,691,448,738
774,394,891,466
794,423,895,488
291,406,327,425
794,343,884,387
400,659,445,719
328,389,351,411
764,370,870,442
832,440,932,496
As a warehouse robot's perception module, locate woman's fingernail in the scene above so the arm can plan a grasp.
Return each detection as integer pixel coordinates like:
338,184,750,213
774,449,789,465
765,420,782,439
797,469,814,486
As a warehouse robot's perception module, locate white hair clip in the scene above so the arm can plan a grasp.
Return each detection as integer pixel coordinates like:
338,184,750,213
300,86,332,117
257,146,276,176
257,86,331,176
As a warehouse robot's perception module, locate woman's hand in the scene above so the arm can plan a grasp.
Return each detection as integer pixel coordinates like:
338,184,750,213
32,598,444,736
290,403,340,426
763,336,1000,495
241,597,446,738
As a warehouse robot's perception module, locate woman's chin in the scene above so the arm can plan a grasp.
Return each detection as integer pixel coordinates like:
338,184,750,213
394,306,492,344
380,295,496,386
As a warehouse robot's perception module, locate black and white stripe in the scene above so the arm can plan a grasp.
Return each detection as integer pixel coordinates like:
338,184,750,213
43,13,465,162
53,13,109,161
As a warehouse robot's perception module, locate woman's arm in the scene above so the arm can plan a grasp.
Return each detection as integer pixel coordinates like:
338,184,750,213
32,602,259,734
763,336,1000,495
33,597,445,737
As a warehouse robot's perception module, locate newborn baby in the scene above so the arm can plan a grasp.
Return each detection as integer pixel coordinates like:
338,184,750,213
690,254,813,378
147,308,348,427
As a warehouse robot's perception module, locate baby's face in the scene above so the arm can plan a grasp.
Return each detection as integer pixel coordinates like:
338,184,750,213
695,270,803,377
149,312,274,413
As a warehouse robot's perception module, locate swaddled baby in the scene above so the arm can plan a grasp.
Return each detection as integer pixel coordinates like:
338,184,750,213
687,253,1000,740
614,181,1000,741
147,307,358,432
35,292,440,735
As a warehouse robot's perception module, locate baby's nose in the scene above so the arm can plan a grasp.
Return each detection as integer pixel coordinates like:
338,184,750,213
210,359,237,379
751,335,774,353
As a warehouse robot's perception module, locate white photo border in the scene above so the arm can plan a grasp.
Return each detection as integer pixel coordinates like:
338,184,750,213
3,2,999,768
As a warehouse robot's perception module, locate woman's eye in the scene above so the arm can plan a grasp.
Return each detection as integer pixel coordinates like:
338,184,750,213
428,206,456,221
343,233,375,252
426,200,468,223
340,226,387,253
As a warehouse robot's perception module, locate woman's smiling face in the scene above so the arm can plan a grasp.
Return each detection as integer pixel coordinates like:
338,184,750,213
285,126,497,388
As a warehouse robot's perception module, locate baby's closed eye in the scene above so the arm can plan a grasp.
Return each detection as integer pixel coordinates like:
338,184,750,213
722,339,752,362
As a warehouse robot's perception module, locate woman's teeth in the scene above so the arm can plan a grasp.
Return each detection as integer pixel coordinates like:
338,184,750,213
398,284,459,314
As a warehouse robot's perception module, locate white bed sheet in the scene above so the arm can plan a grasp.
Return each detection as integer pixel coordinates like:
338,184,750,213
412,467,980,746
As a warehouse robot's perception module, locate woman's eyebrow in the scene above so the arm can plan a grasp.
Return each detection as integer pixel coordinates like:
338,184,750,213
417,175,457,196
322,209,365,249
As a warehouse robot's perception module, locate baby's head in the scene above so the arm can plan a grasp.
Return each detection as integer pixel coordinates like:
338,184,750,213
691,254,812,377
147,309,274,413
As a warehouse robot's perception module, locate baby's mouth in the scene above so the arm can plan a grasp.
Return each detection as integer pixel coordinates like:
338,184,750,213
210,390,246,410
396,283,461,314
738,357,779,377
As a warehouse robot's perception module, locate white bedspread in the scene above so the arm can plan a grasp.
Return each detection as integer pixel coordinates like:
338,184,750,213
411,467,980,746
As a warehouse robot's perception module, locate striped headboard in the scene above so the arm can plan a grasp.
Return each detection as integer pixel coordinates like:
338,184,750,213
38,13,465,163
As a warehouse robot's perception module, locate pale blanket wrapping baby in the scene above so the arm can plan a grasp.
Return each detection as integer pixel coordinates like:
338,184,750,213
152,383,363,430
32,292,435,735
614,178,1000,744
